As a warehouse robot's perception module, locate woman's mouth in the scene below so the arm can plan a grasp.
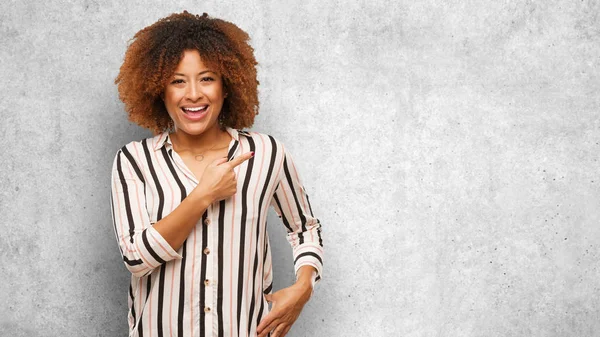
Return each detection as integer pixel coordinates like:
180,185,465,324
181,105,209,121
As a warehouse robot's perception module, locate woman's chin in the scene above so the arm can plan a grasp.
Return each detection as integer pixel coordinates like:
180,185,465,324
176,120,218,136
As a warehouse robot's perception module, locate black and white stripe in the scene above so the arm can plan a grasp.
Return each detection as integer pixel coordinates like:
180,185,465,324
110,127,323,337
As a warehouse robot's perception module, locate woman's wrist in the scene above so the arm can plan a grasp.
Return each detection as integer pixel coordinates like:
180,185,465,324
190,188,214,209
293,266,317,294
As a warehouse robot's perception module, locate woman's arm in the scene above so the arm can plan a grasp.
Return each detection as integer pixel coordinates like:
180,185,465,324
270,147,324,284
257,145,324,337
152,152,253,250
111,146,253,277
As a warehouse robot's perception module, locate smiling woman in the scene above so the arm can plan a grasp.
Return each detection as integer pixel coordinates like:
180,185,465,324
162,50,227,137
111,11,324,337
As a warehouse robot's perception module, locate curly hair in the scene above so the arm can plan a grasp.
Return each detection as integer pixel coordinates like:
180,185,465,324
115,11,259,134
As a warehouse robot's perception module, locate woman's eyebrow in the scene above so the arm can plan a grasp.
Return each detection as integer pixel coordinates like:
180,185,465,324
173,70,214,76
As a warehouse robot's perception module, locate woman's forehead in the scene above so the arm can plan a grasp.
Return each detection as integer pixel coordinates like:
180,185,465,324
173,50,220,74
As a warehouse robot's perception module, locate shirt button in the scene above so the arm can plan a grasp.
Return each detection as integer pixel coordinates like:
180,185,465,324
204,279,210,286
203,247,210,255
204,307,211,313
204,218,211,225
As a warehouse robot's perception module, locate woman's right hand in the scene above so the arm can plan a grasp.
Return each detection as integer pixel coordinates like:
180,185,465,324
194,151,254,203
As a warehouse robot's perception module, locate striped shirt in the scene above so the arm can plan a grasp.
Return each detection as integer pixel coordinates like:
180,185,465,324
110,127,324,337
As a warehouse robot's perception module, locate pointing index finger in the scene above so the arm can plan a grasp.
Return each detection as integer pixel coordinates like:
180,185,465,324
228,151,254,168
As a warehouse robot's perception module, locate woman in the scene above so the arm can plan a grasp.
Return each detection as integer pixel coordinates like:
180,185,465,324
110,11,323,337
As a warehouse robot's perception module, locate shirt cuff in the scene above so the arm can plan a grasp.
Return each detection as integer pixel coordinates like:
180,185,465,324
145,226,183,263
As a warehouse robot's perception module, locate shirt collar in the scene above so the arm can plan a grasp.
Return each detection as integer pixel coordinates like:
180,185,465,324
153,126,240,151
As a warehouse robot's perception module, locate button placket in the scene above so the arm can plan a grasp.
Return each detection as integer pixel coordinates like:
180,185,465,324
203,204,215,336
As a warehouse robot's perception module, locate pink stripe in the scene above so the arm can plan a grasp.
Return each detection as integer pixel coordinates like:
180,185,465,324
154,132,166,150
190,229,196,335
134,233,156,269
294,242,324,254
278,173,298,245
149,230,177,258
112,175,131,253
148,276,153,333
170,261,176,337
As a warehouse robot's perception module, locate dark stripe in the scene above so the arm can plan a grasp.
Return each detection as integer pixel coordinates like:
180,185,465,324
160,148,188,337
305,194,315,217
236,137,256,336
315,275,321,282
272,194,293,232
177,243,187,337
257,237,269,327
142,229,166,264
305,194,323,247
263,283,272,294
124,256,143,266
157,265,166,337
164,148,187,199
227,140,239,161
263,237,269,266
283,156,307,244
141,139,165,221
121,145,146,183
217,200,226,337
137,274,152,337
317,222,323,247
199,212,208,334
138,316,144,337
129,283,137,326
248,135,278,335
294,251,323,265
116,152,137,244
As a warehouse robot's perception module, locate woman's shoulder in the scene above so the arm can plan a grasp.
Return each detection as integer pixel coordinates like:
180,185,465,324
118,132,167,152
237,129,287,152
112,132,168,164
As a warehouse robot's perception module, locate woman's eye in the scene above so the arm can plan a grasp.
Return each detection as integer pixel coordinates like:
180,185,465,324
200,77,214,82
171,79,184,84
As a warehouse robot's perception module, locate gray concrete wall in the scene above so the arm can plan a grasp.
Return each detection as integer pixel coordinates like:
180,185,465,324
1,0,599,336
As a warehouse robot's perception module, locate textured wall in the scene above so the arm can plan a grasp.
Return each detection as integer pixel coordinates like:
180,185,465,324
1,0,599,336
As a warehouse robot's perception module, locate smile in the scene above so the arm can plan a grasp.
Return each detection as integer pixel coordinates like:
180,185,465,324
181,105,209,121
182,105,208,113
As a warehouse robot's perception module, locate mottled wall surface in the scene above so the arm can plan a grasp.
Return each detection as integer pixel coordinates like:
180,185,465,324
1,0,599,336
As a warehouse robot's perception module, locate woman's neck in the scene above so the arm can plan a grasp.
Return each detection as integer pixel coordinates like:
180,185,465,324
170,125,230,153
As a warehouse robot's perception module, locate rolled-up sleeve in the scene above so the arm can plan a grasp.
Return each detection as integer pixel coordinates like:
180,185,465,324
270,147,324,285
110,147,182,278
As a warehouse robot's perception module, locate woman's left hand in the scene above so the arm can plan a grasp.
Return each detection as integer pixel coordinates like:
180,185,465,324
256,282,312,337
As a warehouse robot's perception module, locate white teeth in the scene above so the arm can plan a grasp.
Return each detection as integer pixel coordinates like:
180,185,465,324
184,106,207,112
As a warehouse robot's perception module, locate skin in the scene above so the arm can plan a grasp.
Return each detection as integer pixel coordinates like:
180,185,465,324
154,49,317,337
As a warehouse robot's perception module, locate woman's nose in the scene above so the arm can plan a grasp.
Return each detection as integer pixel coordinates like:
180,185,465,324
186,82,203,100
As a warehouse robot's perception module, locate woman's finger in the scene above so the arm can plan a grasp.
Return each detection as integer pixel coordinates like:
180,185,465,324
210,156,229,166
280,325,291,337
258,317,280,337
227,151,254,168
271,323,288,337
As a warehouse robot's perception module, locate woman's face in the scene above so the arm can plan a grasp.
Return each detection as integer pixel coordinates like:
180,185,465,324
163,49,226,136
